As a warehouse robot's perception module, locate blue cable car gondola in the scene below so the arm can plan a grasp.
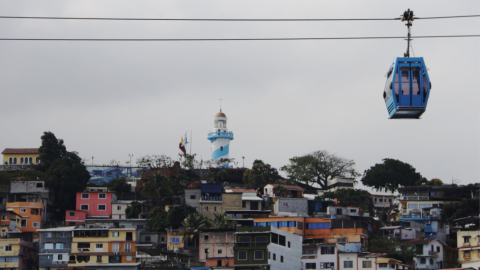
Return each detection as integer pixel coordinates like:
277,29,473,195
383,57,431,119
383,9,432,119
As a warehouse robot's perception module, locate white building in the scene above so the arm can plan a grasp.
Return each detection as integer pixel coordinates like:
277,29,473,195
269,226,303,270
207,109,234,167
401,238,445,270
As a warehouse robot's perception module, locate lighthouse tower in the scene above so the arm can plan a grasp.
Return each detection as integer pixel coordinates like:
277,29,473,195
207,109,234,167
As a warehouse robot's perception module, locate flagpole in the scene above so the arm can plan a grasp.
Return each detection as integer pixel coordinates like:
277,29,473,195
190,130,192,155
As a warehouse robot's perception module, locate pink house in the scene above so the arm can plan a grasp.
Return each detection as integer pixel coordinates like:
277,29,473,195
65,210,87,225
75,191,117,219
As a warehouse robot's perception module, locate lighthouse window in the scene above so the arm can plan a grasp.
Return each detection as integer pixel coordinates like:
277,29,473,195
221,146,223,151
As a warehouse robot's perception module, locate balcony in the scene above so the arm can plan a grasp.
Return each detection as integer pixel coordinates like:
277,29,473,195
235,242,268,247
207,132,234,141
428,251,438,256
201,196,222,201
301,255,318,260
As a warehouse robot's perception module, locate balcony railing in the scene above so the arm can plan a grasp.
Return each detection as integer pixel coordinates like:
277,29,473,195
201,196,222,201
235,242,268,247
428,251,438,256
301,255,317,260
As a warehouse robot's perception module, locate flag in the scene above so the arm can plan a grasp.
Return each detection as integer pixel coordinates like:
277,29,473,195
179,137,186,154
183,132,189,146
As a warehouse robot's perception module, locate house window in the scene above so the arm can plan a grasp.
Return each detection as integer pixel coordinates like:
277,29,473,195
125,242,131,252
320,262,334,269
464,236,471,243
437,246,440,252
204,235,209,240
350,209,357,213
31,209,39,215
254,250,263,260
98,193,106,199
145,236,151,242
280,255,284,263
97,255,102,262
464,250,470,258
112,243,119,252
69,211,75,217
204,206,208,211
81,205,88,210
81,193,89,199
288,241,291,248
321,246,335,254
36,157,40,164
190,195,196,199
98,205,106,211
44,232,52,238
20,208,26,213
96,244,103,248
298,222,304,230
126,256,133,261
273,253,276,261
214,206,218,211
44,243,54,249
21,219,27,227
56,243,64,249
112,232,119,237
420,258,426,264
117,206,122,210
33,222,40,228
217,259,222,266
36,182,43,188
238,250,247,260
336,208,343,215
172,238,180,243
306,263,317,269
344,261,353,268
218,249,222,254
379,263,388,268
58,254,63,260
363,261,372,268
242,201,246,208
279,235,286,246
5,245,12,251
1,215,7,220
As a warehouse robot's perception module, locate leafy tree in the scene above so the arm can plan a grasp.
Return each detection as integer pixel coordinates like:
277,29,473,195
273,184,289,197
441,198,480,222
125,201,142,219
147,207,169,232
180,153,199,170
428,178,444,186
108,177,132,199
212,212,235,229
38,131,67,171
323,189,372,205
168,204,197,228
281,150,360,190
368,233,416,263
182,212,210,247
136,155,173,168
141,173,175,208
361,158,422,193
243,160,281,190
47,153,90,214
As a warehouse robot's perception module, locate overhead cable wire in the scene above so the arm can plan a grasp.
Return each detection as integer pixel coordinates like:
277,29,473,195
0,15,478,22
0,35,478,42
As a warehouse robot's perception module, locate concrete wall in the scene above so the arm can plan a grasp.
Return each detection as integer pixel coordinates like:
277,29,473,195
10,181,49,194
185,189,201,213
338,252,358,270
268,226,303,270
301,244,336,270
274,198,308,217
199,230,235,265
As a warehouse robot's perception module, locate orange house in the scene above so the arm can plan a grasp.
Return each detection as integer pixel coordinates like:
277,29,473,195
6,202,44,238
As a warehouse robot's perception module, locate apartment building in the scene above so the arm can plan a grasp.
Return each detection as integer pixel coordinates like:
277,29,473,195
401,238,445,270
6,201,44,240
75,191,117,219
199,228,235,268
68,227,138,269
38,226,75,270
456,218,480,269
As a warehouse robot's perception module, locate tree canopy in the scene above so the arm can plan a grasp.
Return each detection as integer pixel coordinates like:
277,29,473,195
361,158,422,193
38,131,67,171
108,177,132,199
125,201,142,219
147,204,197,232
141,173,176,207
368,233,416,263
281,150,360,190
441,198,479,222
243,160,281,190
136,155,173,168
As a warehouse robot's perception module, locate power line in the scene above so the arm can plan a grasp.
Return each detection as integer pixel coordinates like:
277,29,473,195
0,15,478,22
0,35,478,42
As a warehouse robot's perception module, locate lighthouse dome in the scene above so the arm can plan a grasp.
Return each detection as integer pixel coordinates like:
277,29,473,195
215,111,226,118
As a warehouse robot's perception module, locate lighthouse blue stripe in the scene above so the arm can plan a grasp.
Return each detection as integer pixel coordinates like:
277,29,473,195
211,144,229,161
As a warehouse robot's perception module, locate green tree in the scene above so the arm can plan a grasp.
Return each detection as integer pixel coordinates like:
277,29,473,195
168,204,197,228
180,153,198,170
182,212,210,247
141,173,175,208
428,178,444,186
38,131,67,171
125,201,142,219
441,198,480,222
281,150,360,190
108,177,132,199
243,160,281,190
368,233,416,263
147,207,169,232
46,153,90,214
361,158,422,192
212,212,235,229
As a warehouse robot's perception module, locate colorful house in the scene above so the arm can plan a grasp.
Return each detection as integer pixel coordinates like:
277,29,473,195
0,210,22,234
65,210,87,225
38,226,75,270
2,148,40,165
6,201,44,238
68,227,138,269
75,191,117,219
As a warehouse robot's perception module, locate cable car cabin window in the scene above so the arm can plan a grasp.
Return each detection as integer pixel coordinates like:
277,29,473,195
401,67,410,95
412,67,421,95
394,69,400,96
384,69,393,102
423,71,429,102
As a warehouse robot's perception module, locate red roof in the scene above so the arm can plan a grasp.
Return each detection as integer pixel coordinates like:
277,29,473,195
281,185,305,191
187,183,202,189
2,148,39,154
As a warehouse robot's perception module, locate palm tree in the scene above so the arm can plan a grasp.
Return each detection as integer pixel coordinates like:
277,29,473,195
212,212,235,229
182,213,210,247
141,173,174,208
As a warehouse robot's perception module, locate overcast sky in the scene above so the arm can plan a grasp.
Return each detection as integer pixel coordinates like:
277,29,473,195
1,1,478,188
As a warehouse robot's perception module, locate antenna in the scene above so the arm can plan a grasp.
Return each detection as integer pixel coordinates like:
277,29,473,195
219,98,223,112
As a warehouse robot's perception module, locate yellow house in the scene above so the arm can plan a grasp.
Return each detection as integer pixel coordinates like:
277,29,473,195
68,227,138,269
2,148,40,165
0,237,35,270
457,229,480,267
